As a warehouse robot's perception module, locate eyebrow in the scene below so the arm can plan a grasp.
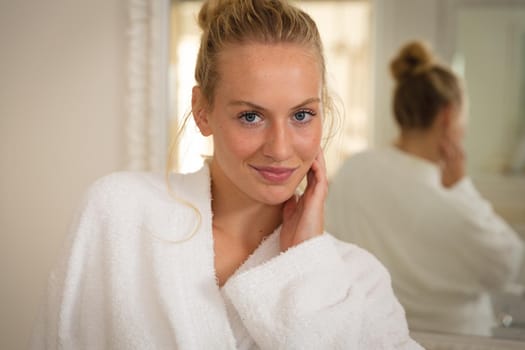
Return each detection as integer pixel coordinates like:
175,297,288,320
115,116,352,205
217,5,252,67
228,97,321,112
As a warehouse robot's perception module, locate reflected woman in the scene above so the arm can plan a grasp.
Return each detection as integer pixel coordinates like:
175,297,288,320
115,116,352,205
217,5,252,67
326,41,524,337
31,1,421,349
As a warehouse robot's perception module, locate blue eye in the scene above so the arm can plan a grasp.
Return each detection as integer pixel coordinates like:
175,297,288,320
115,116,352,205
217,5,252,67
239,112,262,125
293,109,315,123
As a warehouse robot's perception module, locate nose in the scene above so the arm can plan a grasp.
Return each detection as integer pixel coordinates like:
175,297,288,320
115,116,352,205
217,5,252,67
263,120,293,162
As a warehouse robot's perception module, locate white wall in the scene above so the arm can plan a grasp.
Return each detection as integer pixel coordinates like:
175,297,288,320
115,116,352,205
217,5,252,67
0,1,127,348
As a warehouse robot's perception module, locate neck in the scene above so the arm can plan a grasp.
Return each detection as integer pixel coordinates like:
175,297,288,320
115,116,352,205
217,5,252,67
395,129,441,164
210,162,282,250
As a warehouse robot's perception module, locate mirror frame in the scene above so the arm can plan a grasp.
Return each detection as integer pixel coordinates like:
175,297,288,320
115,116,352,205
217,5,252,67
412,331,525,350
126,0,171,172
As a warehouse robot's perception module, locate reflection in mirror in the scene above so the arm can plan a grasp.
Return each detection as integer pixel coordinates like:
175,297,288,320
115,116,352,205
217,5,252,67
454,3,525,341
326,36,524,340
455,4,525,233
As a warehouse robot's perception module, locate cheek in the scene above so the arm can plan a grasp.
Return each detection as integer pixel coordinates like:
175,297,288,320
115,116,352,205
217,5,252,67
295,127,322,160
216,128,260,159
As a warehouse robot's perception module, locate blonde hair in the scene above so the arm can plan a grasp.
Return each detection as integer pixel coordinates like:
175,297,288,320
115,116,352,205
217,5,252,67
195,0,327,105
390,41,463,130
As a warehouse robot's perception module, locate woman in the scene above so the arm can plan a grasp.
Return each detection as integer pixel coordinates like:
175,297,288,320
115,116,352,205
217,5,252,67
326,41,524,336
31,1,420,349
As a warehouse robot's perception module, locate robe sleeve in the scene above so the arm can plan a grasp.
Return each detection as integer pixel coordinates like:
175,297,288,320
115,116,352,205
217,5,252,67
447,177,524,290
222,235,423,350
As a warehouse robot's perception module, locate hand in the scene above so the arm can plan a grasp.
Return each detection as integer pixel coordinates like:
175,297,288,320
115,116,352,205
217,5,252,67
280,149,328,252
439,136,466,188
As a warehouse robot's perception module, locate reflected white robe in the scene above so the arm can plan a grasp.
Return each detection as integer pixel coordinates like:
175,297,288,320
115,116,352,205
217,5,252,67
326,147,524,336
31,164,421,349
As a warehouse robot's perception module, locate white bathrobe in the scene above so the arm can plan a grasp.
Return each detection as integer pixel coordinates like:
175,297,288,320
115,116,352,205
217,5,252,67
326,147,524,337
31,164,422,349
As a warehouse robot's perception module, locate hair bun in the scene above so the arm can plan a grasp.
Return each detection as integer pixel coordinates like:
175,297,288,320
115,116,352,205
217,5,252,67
390,41,434,82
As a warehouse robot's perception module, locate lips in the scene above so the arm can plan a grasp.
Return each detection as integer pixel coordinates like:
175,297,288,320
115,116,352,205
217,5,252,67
251,165,297,183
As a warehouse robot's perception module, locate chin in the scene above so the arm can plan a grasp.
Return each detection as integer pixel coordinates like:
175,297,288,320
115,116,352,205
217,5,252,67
256,186,297,206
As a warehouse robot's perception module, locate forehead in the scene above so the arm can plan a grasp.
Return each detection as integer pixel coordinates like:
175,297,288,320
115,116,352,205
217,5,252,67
219,42,320,66
214,42,323,103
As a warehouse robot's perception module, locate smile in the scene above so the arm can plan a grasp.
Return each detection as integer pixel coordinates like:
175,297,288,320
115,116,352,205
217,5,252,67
250,165,297,183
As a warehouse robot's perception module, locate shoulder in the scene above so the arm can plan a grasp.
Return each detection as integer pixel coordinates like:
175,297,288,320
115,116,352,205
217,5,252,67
83,171,165,209
347,148,390,164
332,148,388,182
338,149,376,168
87,171,159,194
82,168,209,216
66,169,211,246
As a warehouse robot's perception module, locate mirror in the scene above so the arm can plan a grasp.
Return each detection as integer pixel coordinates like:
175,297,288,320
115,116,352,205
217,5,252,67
166,0,525,344
457,6,525,177
454,2,525,341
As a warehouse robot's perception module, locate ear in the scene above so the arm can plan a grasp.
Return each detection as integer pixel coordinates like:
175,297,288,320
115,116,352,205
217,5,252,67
436,104,454,137
191,86,213,137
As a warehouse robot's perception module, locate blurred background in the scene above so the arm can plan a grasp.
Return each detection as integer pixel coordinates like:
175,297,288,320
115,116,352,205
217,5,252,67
1,0,524,349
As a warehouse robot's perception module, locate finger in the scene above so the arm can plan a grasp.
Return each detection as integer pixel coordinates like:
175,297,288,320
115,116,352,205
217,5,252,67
439,137,456,161
311,151,328,192
304,167,316,198
455,141,465,160
303,156,327,201
310,148,325,178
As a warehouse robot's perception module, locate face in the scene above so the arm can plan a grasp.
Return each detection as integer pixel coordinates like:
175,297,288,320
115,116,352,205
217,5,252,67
194,43,323,206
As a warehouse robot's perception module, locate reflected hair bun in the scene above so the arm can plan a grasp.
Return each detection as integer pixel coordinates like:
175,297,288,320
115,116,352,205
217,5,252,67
390,41,434,82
